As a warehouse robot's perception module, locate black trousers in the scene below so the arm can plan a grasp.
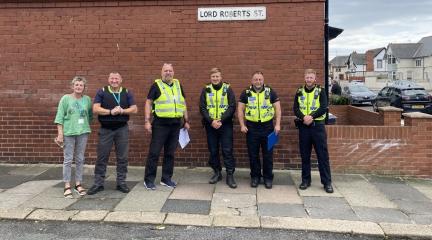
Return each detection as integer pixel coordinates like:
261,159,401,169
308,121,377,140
144,122,181,183
204,122,235,173
298,123,332,185
246,124,274,180
94,125,129,186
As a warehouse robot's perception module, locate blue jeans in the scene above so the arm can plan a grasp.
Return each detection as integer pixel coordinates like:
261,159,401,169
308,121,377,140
63,133,89,182
94,125,129,186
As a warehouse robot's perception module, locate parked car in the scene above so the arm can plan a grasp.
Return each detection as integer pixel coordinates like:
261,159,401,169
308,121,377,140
342,83,377,105
372,80,432,113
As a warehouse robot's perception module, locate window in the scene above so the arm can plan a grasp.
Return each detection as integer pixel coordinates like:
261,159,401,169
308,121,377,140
407,71,413,80
388,55,396,64
377,59,383,69
391,71,397,80
336,68,341,72
415,59,422,67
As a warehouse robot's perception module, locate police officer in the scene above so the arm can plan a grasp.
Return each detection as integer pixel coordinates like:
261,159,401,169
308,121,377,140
199,68,237,188
88,72,138,195
238,71,281,189
293,69,333,193
143,63,190,190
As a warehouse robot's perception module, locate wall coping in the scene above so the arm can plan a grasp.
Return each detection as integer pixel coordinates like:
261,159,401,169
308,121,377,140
403,112,432,119
379,106,403,112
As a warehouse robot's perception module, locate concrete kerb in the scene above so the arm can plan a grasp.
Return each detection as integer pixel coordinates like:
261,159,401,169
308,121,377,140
379,222,432,239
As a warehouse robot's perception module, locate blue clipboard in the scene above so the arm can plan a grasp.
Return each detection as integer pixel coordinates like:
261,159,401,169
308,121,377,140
267,131,279,151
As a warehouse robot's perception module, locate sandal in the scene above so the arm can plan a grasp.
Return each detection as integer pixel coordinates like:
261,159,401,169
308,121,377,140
74,184,87,196
64,187,73,198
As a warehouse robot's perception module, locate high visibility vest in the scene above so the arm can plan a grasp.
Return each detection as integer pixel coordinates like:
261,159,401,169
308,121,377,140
245,86,274,123
205,83,229,120
153,79,186,118
297,85,325,121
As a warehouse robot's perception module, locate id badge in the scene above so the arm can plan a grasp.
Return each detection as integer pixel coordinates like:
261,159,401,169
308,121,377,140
78,118,84,124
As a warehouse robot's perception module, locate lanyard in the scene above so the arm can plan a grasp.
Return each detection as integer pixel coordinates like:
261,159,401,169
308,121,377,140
109,86,122,106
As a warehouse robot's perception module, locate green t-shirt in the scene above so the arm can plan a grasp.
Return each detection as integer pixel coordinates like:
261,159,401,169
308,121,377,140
54,94,93,136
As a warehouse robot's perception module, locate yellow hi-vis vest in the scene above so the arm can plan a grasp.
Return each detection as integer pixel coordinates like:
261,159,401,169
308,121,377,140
245,86,274,122
297,85,325,121
205,83,229,120
153,79,186,118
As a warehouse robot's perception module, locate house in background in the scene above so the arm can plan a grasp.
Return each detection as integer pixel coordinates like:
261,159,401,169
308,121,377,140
366,47,386,72
346,51,366,81
329,55,348,80
385,36,432,89
386,42,422,80
413,36,432,83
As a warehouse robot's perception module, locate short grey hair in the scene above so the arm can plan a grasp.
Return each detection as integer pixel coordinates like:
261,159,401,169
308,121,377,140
70,76,87,86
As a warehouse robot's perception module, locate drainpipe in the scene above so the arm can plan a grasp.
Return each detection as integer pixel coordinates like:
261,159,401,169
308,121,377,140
324,0,329,123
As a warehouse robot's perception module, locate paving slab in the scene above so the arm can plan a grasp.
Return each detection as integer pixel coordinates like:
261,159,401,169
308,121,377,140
372,182,430,202
177,168,212,184
114,185,171,212
214,178,256,194
104,211,166,224
71,210,109,221
67,197,122,211
257,185,302,204
393,199,432,215
304,197,359,221
407,179,432,201
272,171,295,185
258,203,308,217
211,193,257,216
408,214,432,225
261,216,384,236
0,165,19,175
7,180,61,195
0,189,4,193
161,199,211,215
366,175,405,184
0,175,32,189
0,193,36,209
291,172,343,197
0,208,34,220
213,215,260,228
30,167,63,181
164,213,213,226
26,209,79,221
105,167,145,182
83,181,139,199
20,194,78,210
380,222,432,238
353,206,411,224
334,175,396,208
169,183,214,201
8,165,50,176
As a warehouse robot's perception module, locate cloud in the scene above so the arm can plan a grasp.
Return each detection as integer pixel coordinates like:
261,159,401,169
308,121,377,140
329,2,432,59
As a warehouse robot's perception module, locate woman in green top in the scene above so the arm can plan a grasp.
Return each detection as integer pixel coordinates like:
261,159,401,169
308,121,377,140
54,76,93,198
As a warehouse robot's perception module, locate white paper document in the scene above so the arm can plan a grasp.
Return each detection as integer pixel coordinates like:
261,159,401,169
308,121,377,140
178,128,190,149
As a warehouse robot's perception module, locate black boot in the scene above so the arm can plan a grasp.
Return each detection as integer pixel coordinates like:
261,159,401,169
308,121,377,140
226,173,237,189
209,170,222,184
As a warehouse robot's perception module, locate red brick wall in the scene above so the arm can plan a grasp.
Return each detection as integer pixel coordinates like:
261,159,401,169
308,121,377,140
327,106,431,178
0,0,325,169
2,1,430,178
366,50,374,72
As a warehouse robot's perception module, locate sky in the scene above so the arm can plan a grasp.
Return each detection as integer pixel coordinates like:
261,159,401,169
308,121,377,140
329,0,432,60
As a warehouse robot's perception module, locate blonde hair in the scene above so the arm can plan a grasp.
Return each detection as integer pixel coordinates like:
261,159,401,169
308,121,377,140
304,69,316,75
71,76,87,86
210,67,222,76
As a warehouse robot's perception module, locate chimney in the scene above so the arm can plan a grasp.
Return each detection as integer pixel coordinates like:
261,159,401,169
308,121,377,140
366,50,374,72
